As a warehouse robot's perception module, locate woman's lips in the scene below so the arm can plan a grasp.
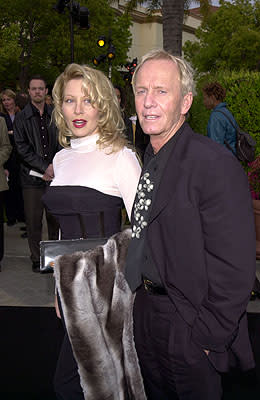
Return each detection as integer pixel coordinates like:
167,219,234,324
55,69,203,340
72,119,87,128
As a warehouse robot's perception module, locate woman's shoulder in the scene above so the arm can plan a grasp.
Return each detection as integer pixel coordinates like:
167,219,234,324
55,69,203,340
115,145,139,162
53,147,71,162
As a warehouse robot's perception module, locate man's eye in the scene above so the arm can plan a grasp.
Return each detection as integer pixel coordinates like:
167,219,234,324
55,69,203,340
136,90,145,95
159,90,167,94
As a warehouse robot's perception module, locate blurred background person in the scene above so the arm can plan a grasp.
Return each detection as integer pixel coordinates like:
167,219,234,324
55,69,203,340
114,85,133,142
0,116,12,271
202,82,237,155
15,91,29,112
114,85,148,162
45,94,53,105
43,63,141,400
0,89,25,226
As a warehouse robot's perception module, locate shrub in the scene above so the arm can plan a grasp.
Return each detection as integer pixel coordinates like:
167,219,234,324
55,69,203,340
189,70,260,155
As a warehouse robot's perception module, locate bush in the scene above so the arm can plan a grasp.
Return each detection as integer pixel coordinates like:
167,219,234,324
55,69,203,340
189,70,260,155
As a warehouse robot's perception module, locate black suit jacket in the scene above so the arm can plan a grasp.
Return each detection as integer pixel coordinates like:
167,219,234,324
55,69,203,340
146,123,256,372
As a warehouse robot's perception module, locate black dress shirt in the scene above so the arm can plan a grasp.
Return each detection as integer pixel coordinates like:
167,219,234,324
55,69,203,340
125,123,185,292
30,103,50,160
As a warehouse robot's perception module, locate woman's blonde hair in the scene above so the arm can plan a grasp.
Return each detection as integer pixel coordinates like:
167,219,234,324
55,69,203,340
52,63,127,151
0,89,16,113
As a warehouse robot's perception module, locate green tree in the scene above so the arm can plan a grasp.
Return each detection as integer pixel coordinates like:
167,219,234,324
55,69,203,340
183,0,260,73
0,0,131,90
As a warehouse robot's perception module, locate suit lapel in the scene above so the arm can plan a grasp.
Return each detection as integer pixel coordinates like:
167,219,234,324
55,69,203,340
149,124,191,223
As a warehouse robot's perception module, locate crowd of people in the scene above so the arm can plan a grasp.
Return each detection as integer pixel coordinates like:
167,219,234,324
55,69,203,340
0,50,258,399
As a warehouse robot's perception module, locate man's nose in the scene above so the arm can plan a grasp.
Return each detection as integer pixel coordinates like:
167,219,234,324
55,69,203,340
144,92,156,108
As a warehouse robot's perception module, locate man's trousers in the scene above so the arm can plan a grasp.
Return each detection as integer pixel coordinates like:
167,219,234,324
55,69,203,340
23,187,59,264
133,285,222,400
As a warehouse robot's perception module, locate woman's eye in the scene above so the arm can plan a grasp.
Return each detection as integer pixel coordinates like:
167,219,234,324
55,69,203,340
64,99,73,103
84,98,91,104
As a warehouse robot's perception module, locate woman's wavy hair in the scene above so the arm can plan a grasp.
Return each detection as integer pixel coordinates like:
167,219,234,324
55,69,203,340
0,89,16,113
132,49,194,98
52,63,127,151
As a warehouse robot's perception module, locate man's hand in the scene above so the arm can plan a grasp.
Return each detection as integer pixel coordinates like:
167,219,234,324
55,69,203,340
55,295,61,319
204,350,209,356
42,163,54,181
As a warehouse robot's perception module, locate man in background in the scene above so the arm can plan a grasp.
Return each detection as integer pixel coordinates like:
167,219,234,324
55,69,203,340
14,75,60,272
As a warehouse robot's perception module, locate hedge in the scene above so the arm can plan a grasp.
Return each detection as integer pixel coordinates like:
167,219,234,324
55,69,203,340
188,70,260,156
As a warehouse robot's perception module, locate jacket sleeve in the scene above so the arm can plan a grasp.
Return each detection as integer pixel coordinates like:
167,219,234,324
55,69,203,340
207,113,226,145
13,113,49,173
0,117,12,166
191,154,256,352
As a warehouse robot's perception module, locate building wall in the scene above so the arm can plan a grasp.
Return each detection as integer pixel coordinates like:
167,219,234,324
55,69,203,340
111,0,202,62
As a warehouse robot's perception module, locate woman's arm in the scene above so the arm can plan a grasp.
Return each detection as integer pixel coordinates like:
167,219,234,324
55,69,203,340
114,147,141,220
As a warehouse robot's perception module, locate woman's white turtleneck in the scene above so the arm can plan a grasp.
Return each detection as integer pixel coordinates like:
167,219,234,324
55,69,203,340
51,134,141,218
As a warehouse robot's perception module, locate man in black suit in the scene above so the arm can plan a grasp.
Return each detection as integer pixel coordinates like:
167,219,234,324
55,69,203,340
125,49,256,400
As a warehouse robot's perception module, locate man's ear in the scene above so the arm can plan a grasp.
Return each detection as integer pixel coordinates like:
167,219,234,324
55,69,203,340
45,88,48,96
181,92,193,115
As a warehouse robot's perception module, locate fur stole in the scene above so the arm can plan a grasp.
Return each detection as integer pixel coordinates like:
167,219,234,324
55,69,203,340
54,229,146,400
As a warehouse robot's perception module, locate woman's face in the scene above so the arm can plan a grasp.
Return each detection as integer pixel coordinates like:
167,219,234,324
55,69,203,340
62,78,100,139
2,95,15,113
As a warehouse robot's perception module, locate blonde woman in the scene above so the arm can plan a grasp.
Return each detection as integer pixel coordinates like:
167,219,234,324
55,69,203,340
42,63,141,399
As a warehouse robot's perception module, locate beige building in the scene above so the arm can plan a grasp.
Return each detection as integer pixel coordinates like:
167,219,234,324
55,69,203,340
111,0,203,62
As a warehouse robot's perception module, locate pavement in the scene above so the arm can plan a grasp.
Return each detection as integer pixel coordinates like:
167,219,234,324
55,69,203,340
1,220,260,312
0,220,55,307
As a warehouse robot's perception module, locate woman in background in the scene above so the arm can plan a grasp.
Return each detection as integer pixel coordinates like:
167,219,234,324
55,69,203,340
0,117,12,271
42,63,141,399
0,89,25,225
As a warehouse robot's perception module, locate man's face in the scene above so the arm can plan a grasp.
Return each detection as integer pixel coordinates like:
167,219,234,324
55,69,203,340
134,59,192,149
28,79,48,106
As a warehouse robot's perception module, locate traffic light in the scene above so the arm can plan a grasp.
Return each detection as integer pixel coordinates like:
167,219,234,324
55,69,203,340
107,44,116,60
124,58,138,83
93,34,116,67
77,6,90,29
97,36,106,48
93,54,107,66
53,1,90,29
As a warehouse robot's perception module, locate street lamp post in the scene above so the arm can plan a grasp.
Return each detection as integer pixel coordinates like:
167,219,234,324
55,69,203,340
54,0,90,63
69,1,74,62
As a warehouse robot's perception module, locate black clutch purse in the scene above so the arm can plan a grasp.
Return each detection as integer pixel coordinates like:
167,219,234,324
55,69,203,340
40,237,107,273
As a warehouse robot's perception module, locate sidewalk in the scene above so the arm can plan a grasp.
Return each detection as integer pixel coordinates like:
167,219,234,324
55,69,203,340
0,221,55,307
1,221,260,312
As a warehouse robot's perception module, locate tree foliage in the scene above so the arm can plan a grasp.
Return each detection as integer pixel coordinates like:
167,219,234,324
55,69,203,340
183,0,260,73
0,0,132,90
189,70,260,155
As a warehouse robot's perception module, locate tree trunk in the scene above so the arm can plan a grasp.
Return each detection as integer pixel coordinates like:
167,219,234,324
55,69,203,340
162,0,185,56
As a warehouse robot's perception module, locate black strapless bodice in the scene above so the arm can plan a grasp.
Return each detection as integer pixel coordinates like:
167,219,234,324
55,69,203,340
42,186,123,239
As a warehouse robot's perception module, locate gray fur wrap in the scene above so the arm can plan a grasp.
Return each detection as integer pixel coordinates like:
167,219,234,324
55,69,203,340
54,229,146,400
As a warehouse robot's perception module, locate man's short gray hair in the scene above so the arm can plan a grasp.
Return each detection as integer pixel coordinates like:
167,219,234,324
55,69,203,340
132,49,194,97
